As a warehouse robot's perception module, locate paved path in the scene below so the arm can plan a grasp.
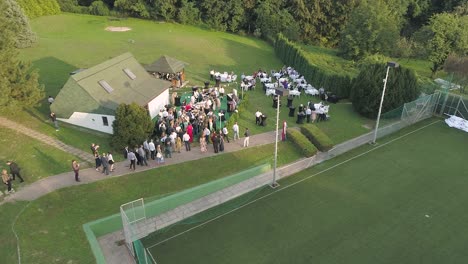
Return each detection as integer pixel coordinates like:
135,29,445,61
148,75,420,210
2,130,277,203
0,117,95,163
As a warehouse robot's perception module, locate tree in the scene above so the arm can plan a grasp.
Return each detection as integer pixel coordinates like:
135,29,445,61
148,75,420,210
339,0,399,59
350,63,420,118
4,0,37,48
111,103,153,149
444,55,468,93
114,0,150,18
177,0,200,24
0,3,44,111
150,0,177,21
415,12,467,76
200,0,230,31
89,1,110,16
255,0,299,41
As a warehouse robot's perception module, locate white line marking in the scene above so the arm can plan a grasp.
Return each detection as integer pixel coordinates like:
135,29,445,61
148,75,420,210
147,120,441,249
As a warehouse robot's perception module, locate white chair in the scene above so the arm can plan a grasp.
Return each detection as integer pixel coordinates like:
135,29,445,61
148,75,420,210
232,75,237,82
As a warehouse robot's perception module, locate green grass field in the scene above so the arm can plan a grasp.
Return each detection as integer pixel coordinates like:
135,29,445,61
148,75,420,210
143,119,468,264
0,143,302,264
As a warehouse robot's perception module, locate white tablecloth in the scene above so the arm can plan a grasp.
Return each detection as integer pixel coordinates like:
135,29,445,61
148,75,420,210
445,115,468,132
305,88,319,96
260,77,271,83
266,89,276,96
265,83,278,89
273,72,282,79
289,90,301,97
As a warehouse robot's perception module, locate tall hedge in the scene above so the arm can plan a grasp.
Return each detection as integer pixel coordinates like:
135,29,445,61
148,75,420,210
300,124,334,151
16,0,61,19
274,33,353,98
286,129,317,158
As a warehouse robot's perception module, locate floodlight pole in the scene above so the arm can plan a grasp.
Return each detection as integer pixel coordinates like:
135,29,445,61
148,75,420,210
272,95,280,187
372,62,398,144
271,88,288,188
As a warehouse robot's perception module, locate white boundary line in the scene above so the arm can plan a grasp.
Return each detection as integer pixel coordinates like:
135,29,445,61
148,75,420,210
12,201,31,264
147,120,441,249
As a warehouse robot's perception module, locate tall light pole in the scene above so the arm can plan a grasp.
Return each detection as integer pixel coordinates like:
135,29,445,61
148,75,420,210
271,88,289,188
372,61,399,144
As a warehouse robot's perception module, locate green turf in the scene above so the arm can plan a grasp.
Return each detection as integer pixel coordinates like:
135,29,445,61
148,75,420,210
0,142,302,264
144,119,468,264
0,128,86,185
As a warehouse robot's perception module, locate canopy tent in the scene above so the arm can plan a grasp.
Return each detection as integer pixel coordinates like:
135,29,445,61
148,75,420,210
145,55,188,74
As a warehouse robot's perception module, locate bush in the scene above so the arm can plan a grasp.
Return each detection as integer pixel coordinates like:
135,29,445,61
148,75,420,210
89,1,110,16
286,129,317,158
300,124,334,151
16,0,60,18
350,63,420,118
111,103,153,149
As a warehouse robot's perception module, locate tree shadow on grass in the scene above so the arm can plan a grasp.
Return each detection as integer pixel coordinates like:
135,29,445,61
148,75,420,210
32,57,78,116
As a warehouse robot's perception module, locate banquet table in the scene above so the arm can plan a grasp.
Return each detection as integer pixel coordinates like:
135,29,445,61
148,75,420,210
273,72,282,79
305,88,319,96
260,77,271,83
266,89,276,96
265,83,278,89
289,89,301,97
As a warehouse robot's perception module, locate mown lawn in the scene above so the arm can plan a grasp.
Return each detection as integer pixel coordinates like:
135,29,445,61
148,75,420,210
0,128,86,186
0,142,302,264
146,120,468,264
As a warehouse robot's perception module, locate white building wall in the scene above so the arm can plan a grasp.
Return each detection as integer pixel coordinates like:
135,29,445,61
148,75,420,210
147,89,169,119
58,112,115,134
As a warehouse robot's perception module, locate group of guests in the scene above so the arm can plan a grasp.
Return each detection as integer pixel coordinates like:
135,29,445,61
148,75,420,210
292,102,329,124
91,143,115,176
2,161,24,194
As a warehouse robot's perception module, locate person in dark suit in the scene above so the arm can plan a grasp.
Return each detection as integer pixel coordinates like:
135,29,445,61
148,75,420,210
6,161,24,182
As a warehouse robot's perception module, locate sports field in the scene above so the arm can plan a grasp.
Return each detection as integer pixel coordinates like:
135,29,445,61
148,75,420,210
143,119,468,264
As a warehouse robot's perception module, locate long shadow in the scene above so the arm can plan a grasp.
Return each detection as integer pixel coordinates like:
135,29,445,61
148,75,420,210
32,57,78,116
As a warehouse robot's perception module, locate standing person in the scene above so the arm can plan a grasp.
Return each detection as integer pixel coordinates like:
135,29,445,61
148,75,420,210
107,152,115,172
204,126,211,144
156,145,164,164
47,95,55,104
101,153,109,175
282,120,287,141
50,112,59,131
243,128,250,147
175,136,182,153
149,140,156,160
200,132,207,153
2,169,13,194
6,161,24,182
138,145,148,166
183,131,191,151
123,146,129,160
164,140,172,158
222,126,230,143
212,131,219,153
232,122,239,141
305,107,312,123
187,123,194,143
128,150,136,171
72,160,80,182
219,133,225,152
143,139,150,159
94,153,102,172
90,143,99,155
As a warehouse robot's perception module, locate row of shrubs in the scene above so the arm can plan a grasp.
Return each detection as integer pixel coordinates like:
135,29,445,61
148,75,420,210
286,124,334,157
274,33,353,99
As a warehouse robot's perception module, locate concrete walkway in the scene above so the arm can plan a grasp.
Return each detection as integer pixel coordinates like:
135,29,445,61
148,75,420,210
2,130,277,203
0,117,95,164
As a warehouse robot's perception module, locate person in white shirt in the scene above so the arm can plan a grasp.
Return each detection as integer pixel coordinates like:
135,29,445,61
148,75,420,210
232,122,239,141
183,131,191,151
203,127,211,144
255,110,262,125
305,107,312,123
148,139,156,160
222,126,230,143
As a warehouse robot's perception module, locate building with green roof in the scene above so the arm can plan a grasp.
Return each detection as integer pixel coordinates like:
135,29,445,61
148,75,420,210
51,52,171,134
